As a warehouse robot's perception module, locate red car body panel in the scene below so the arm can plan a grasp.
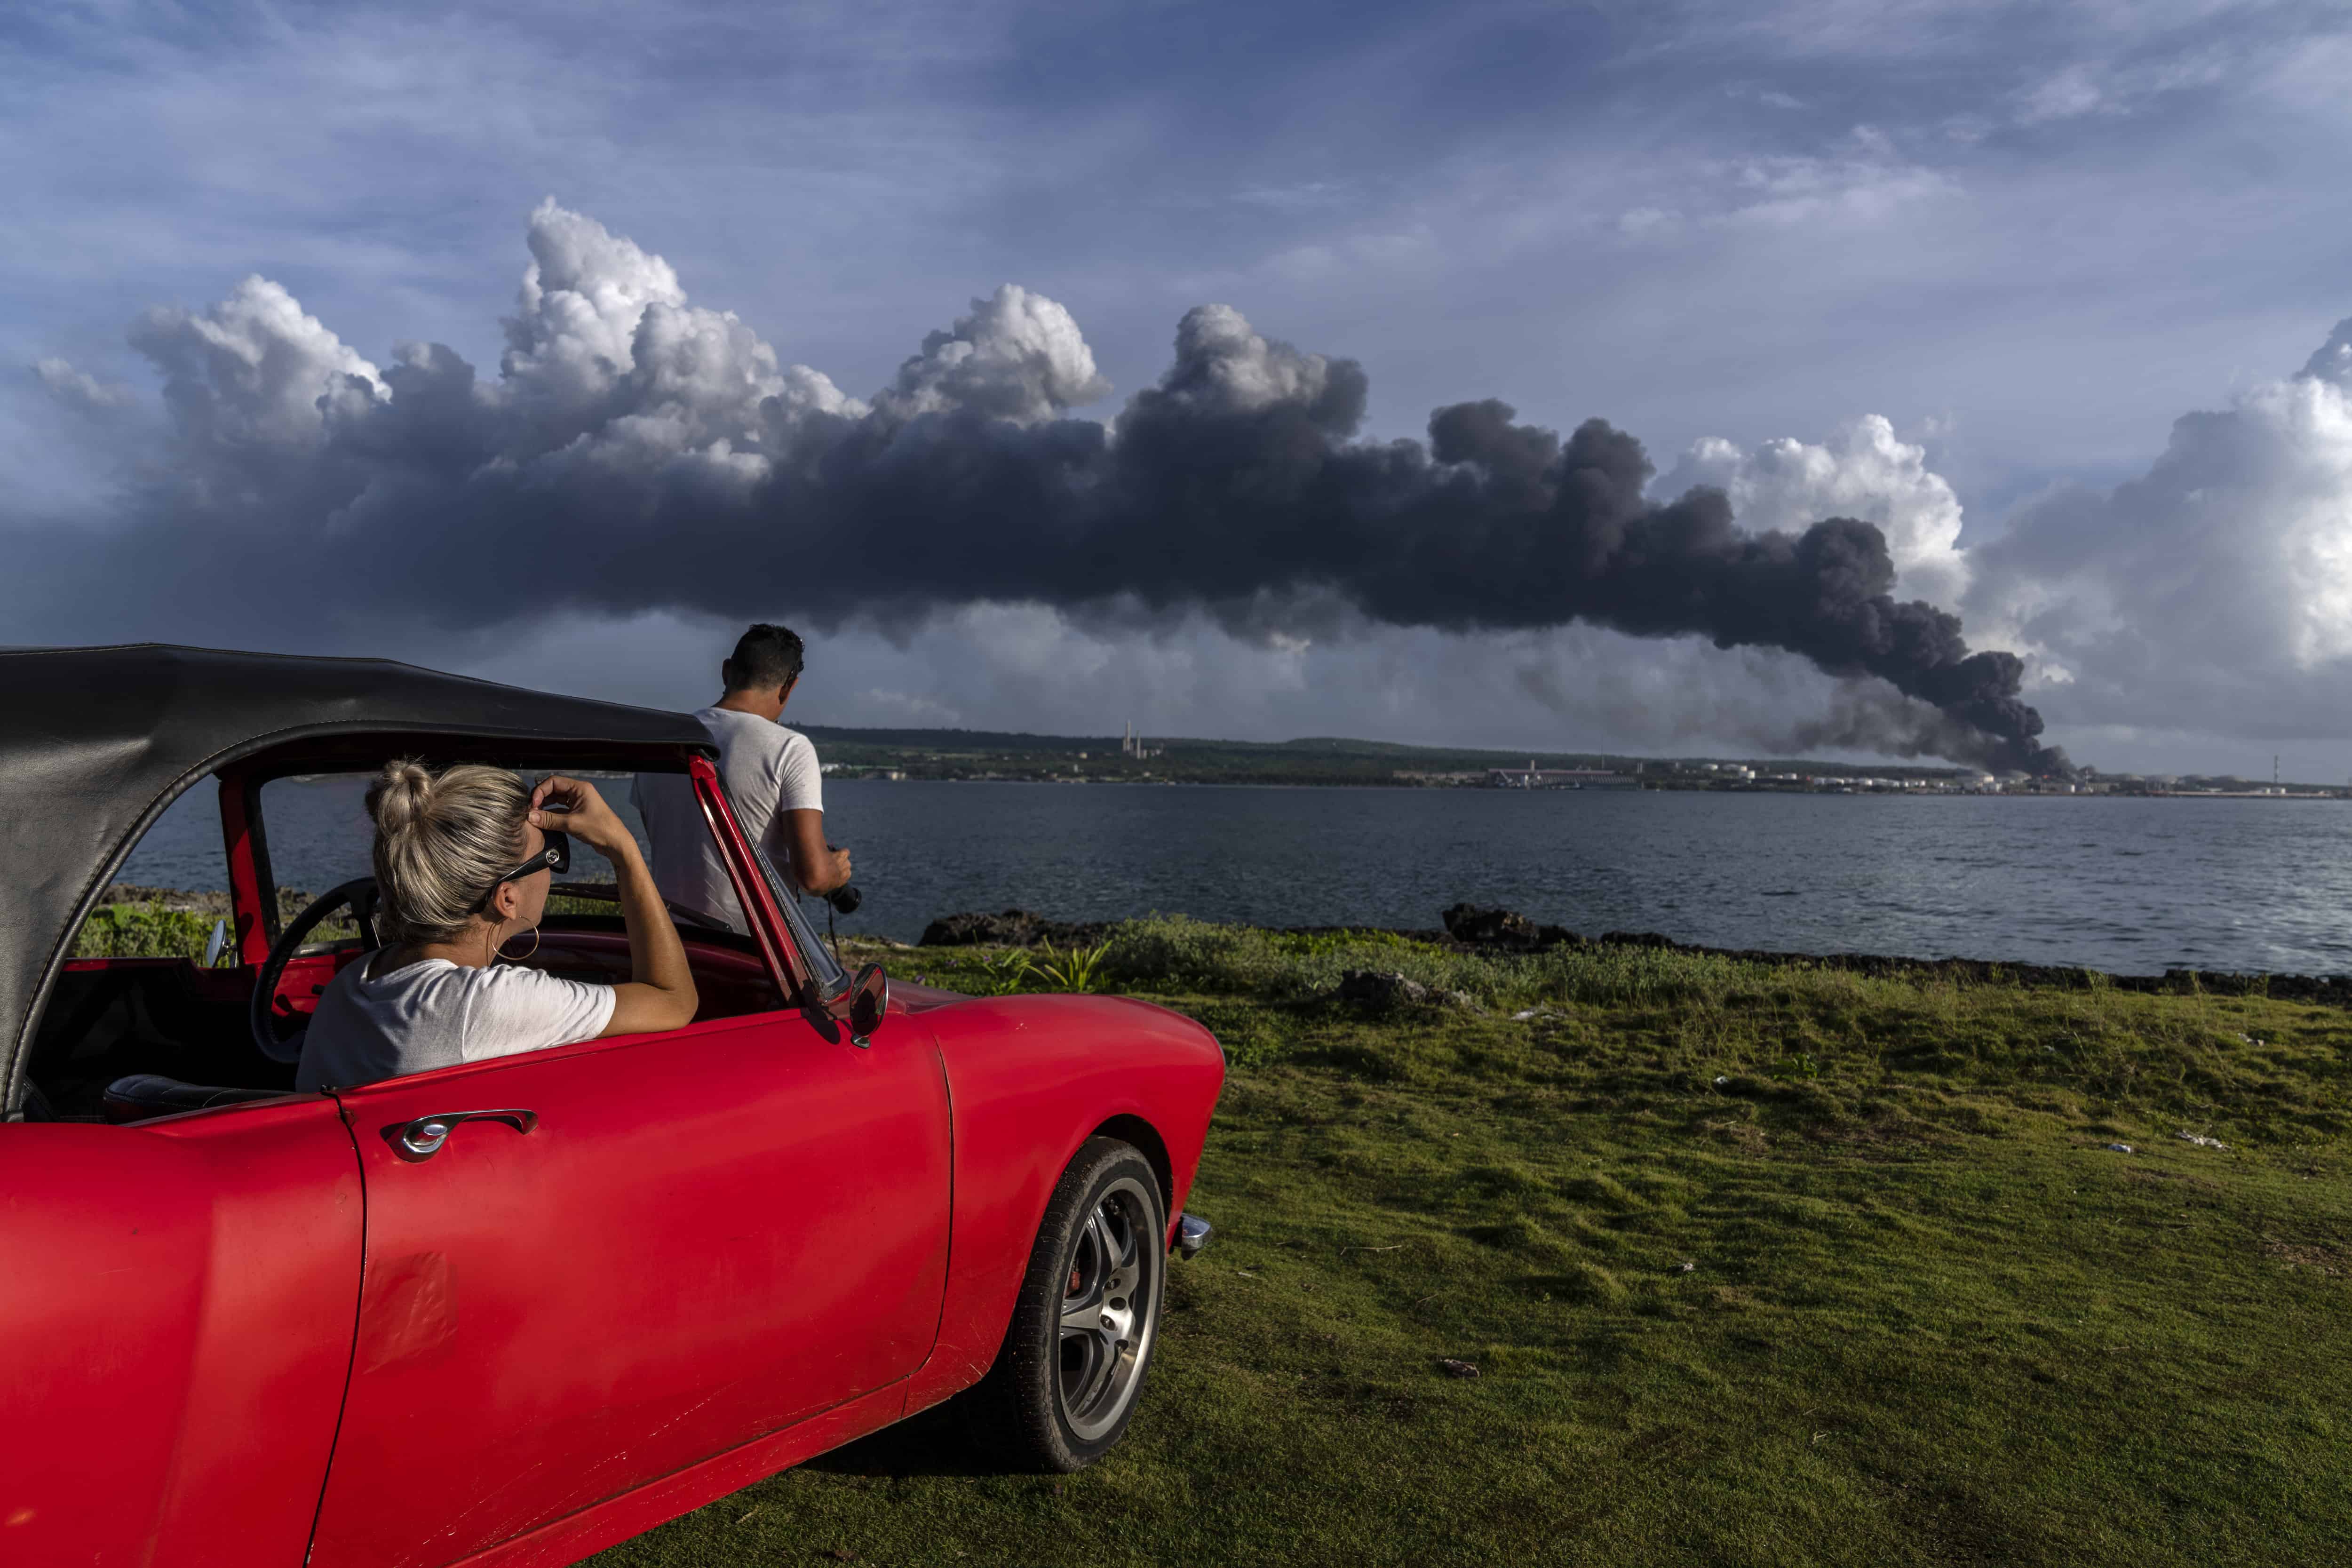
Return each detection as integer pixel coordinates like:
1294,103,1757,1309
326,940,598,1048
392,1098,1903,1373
307,1008,952,1567
0,1098,362,1566
905,995,1225,1415
448,1379,909,1568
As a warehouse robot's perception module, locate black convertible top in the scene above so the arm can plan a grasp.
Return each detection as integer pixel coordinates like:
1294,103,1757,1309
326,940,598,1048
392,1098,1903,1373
0,644,712,1110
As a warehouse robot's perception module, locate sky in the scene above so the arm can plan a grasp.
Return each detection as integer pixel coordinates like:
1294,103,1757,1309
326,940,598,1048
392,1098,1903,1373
10,0,2352,777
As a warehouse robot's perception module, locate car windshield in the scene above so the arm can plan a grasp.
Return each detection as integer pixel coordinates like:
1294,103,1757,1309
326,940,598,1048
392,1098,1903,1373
754,838,847,994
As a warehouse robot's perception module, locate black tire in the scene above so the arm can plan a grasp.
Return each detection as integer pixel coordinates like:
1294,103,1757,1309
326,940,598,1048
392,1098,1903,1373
964,1136,1168,1472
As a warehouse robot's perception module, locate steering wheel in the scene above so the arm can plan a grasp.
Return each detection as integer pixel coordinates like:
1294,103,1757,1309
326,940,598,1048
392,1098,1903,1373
250,876,381,1066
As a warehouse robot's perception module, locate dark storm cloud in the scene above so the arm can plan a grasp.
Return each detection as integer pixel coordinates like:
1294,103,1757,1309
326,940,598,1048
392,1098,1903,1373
21,205,2063,772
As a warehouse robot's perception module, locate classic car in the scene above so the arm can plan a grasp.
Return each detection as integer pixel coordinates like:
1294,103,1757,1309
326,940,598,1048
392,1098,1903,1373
0,645,1223,1567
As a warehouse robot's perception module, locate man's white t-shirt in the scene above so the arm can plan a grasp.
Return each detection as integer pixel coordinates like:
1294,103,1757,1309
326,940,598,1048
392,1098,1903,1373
631,707,823,933
295,955,617,1091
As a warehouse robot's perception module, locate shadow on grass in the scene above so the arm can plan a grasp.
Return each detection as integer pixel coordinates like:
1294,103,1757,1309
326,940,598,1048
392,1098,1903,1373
799,1401,1006,1479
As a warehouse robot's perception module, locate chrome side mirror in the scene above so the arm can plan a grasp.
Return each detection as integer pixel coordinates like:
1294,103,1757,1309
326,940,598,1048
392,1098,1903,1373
846,962,889,1048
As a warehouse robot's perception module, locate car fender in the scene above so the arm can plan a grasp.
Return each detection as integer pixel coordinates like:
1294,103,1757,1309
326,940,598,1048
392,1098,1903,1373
901,993,1224,1414
0,1100,362,1566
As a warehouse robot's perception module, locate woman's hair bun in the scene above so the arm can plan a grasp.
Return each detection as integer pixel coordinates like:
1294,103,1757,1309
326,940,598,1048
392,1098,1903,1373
363,759,533,945
368,759,437,836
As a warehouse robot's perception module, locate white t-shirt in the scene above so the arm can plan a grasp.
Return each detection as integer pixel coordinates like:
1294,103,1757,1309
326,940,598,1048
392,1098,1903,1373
295,955,617,1091
631,707,823,933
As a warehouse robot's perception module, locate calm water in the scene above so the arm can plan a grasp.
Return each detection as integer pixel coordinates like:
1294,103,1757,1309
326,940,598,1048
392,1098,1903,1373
120,779,2352,976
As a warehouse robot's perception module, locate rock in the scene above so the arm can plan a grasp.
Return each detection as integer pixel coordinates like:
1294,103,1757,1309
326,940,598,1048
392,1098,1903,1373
1338,970,1430,1007
1442,902,1540,945
919,909,1048,946
1598,930,1677,949
1335,970,1479,1011
917,909,1111,948
1439,902,1588,952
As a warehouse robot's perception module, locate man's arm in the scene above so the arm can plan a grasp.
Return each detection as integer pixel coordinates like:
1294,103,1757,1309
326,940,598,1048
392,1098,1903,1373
783,808,852,895
770,729,849,895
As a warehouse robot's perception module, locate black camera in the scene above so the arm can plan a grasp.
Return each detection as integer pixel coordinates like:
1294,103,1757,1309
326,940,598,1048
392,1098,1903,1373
822,883,861,915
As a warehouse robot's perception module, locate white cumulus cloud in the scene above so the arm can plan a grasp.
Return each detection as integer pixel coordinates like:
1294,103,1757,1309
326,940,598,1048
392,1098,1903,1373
1154,303,1349,418
875,283,1110,424
1660,414,1969,604
32,358,135,414
1967,318,2352,740
128,275,385,450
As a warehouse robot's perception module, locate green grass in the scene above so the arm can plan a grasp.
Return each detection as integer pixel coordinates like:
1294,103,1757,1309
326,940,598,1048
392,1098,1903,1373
595,920,2352,1567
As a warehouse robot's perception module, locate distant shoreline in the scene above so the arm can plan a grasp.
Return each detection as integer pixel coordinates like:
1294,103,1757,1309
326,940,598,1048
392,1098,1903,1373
821,774,2349,800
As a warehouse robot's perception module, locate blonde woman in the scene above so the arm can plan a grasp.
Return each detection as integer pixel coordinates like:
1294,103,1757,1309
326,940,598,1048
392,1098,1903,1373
296,764,698,1092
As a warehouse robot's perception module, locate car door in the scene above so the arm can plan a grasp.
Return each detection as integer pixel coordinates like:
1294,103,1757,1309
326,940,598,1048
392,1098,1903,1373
305,1006,950,1568
0,1099,363,1568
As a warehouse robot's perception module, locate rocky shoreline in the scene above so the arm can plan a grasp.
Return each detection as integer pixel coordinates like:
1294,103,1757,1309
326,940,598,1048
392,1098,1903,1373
100,883,316,923
93,887,2352,1008
918,901,2352,1008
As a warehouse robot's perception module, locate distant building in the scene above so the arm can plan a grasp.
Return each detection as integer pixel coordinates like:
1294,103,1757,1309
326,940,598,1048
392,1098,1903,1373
1486,763,1638,789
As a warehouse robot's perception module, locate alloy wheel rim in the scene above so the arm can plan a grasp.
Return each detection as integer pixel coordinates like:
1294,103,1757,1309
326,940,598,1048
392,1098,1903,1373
1056,1175,1160,1441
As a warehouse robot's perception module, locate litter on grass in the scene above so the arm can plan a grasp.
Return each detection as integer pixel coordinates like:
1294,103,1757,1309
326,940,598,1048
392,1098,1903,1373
2105,1143,2135,1153
1438,1358,1481,1379
2176,1131,2232,1150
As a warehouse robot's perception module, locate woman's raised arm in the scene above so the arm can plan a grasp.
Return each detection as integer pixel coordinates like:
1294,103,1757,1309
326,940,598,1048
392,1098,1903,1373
531,775,698,1035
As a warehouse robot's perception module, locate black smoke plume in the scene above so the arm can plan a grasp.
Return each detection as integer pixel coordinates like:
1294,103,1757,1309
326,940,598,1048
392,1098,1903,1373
780,385,2067,772
19,205,2067,773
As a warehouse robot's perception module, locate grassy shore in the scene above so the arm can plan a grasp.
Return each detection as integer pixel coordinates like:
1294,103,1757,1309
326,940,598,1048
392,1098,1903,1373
580,920,2352,1567
66,903,2352,1561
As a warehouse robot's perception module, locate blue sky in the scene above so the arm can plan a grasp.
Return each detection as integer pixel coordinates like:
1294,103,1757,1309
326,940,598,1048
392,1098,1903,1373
12,1,2352,774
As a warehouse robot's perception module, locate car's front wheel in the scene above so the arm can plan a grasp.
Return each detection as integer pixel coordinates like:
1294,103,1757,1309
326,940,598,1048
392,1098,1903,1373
966,1136,1168,1472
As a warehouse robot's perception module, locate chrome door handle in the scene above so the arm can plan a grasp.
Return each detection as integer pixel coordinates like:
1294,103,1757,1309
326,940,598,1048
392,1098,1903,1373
386,1108,539,1161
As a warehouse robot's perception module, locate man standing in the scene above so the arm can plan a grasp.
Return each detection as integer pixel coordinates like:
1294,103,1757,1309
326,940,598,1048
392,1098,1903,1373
633,624,852,933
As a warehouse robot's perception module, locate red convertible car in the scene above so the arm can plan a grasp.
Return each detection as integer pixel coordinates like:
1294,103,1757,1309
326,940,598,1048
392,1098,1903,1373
0,645,1222,1567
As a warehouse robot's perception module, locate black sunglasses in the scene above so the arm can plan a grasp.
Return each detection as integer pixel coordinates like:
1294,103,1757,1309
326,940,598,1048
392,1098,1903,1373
486,829,569,900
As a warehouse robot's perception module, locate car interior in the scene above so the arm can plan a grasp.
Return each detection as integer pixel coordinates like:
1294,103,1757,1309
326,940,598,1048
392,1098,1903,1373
22,753,826,1125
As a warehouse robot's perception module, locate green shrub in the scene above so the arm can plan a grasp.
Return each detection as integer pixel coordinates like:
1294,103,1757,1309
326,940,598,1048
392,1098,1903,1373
1096,916,1289,993
71,903,219,961
1028,941,1110,993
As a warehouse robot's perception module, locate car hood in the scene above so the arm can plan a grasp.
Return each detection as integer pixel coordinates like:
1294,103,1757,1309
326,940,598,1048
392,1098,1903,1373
886,977,972,1015
882,983,1212,1046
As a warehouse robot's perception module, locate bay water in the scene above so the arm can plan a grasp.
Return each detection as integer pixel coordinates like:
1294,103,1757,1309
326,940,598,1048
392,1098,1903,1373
117,777,2352,976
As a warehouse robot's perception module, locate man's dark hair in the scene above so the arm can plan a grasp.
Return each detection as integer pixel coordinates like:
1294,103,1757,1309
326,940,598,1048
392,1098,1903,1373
723,623,805,692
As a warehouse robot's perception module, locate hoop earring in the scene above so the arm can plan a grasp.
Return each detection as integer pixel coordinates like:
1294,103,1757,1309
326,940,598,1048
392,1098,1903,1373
497,925,541,964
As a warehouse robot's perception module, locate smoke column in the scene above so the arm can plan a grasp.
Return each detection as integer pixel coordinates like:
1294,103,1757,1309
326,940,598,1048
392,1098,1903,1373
24,203,2066,772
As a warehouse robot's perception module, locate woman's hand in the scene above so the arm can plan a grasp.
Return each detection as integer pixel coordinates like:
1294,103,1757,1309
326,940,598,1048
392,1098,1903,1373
529,775,636,860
